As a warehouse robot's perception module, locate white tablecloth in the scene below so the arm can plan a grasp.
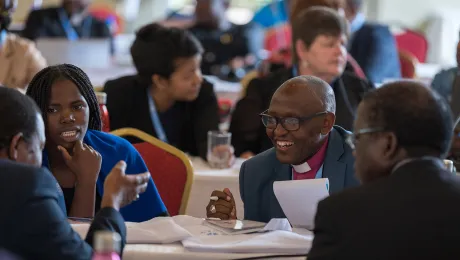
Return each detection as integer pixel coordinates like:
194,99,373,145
123,244,305,260
186,157,245,220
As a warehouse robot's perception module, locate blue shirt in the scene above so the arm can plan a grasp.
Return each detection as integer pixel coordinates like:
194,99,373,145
42,129,167,222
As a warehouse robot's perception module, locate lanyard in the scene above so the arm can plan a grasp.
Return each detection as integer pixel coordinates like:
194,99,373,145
147,88,169,143
58,8,91,40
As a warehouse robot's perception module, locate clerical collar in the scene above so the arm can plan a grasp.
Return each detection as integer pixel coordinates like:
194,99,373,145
292,162,311,173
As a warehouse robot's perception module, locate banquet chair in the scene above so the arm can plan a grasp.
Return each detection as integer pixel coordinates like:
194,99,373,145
110,128,194,216
398,50,418,78
393,27,429,63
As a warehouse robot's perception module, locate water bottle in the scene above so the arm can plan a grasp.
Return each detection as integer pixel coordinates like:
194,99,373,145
92,231,121,260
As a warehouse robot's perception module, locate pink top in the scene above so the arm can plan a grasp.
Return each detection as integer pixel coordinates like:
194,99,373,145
293,136,329,180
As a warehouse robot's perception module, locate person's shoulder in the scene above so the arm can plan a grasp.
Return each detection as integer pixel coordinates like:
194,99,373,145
104,75,139,92
6,33,37,53
29,6,59,17
0,160,57,195
341,71,374,89
361,22,392,34
85,130,136,155
244,148,277,168
104,75,143,101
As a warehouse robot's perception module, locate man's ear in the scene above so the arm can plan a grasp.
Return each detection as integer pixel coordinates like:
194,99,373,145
8,132,23,161
321,113,336,135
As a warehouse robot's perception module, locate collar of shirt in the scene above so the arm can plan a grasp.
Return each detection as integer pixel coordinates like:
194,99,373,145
292,135,329,174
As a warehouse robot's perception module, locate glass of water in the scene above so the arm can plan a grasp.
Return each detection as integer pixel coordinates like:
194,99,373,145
207,131,232,169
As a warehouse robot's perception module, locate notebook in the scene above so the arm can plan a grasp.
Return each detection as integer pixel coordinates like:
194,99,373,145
204,219,267,235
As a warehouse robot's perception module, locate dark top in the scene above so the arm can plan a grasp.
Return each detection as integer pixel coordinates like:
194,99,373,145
0,159,127,260
62,187,102,215
188,22,262,80
22,7,111,40
348,22,401,84
229,68,375,156
104,75,220,159
309,158,460,260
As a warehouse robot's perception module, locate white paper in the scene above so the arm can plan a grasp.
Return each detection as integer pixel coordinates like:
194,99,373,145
273,178,330,230
71,217,192,244
182,230,312,254
263,218,292,232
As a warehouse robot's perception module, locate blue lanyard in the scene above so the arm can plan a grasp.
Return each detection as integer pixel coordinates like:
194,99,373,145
147,89,169,143
58,8,91,40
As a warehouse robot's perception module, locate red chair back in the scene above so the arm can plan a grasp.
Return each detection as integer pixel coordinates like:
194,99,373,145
394,29,428,63
110,128,193,216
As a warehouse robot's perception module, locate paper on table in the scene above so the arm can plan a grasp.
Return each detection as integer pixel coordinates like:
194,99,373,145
71,217,192,244
273,178,329,230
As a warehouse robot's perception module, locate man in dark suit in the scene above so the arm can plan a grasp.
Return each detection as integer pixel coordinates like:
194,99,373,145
206,76,359,222
0,87,150,259
308,81,460,259
22,0,111,41
345,0,401,84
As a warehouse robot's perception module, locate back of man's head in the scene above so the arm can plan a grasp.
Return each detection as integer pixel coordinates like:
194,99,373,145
0,87,40,151
362,80,453,157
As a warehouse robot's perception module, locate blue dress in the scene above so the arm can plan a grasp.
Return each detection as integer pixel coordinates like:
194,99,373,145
42,129,167,222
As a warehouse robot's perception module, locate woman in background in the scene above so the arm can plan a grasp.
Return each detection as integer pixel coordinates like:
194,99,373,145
0,0,46,92
26,64,167,222
104,23,222,161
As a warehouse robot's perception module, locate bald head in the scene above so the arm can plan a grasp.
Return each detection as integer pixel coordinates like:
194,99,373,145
273,75,336,114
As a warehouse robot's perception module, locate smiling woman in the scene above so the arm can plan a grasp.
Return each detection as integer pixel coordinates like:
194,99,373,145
26,64,168,222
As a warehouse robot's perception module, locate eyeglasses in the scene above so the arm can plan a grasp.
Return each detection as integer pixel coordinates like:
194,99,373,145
259,110,328,131
345,127,386,150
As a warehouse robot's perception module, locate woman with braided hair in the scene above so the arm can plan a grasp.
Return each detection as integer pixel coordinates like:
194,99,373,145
26,64,167,222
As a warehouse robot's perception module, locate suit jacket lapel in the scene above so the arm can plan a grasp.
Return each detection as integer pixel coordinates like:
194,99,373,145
322,128,347,193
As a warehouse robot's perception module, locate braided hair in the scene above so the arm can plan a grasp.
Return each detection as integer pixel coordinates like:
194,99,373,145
26,64,102,131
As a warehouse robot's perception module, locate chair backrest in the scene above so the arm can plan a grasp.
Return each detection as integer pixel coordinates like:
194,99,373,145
89,6,124,36
398,50,418,78
393,28,428,63
110,128,194,216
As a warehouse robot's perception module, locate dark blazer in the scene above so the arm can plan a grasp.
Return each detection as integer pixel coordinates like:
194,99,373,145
22,7,111,41
348,23,401,84
309,158,460,260
0,160,127,260
239,126,359,223
230,68,374,156
104,75,220,159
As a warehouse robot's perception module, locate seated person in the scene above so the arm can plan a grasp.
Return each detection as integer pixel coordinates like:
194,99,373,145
26,64,167,222
206,76,359,222
344,0,401,84
22,0,111,41
104,23,223,161
0,86,149,259
0,0,46,92
308,81,460,259
230,7,374,157
187,0,262,81
431,32,460,102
